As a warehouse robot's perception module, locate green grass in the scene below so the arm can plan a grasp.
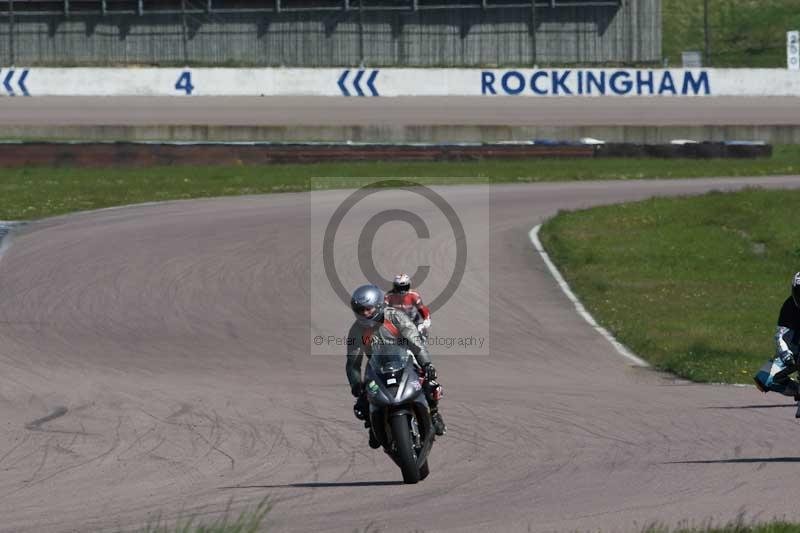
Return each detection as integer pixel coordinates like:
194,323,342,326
130,495,800,533
663,0,800,67
539,187,800,383
644,519,800,533
642,515,800,533
0,146,798,220
143,498,270,533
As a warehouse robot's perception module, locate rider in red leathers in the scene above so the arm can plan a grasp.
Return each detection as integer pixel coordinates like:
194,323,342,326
384,274,432,337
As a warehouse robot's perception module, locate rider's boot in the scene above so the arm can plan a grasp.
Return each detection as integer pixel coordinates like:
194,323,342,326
431,409,446,436
368,428,381,449
425,379,446,436
754,359,800,398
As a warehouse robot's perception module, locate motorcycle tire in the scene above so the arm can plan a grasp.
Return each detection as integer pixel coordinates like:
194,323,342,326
390,414,421,484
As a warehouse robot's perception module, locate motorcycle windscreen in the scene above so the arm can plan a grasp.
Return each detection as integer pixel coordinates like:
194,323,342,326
369,344,411,374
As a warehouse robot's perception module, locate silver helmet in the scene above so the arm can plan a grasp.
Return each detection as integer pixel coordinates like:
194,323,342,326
350,284,385,327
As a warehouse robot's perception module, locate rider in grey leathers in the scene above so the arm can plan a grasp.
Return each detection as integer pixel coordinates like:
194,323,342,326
346,284,445,448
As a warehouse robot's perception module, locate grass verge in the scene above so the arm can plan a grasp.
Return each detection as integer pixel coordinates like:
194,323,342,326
1,145,799,220
538,187,800,384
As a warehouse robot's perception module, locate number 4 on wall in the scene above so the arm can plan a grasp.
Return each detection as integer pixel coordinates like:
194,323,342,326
175,71,194,95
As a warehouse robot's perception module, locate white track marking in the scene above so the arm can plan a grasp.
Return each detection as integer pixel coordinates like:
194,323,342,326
529,224,650,367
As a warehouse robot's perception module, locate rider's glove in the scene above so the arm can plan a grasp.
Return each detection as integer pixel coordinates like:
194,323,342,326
423,363,437,382
351,382,364,398
780,351,796,366
421,318,432,329
353,396,368,421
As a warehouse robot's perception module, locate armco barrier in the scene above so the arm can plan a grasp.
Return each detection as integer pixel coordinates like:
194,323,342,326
0,141,769,168
0,68,798,97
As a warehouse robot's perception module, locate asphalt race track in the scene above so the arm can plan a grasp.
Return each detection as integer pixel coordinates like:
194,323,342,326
0,96,798,126
1,176,800,532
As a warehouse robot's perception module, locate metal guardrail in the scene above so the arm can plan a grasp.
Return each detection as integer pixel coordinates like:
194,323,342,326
0,0,620,17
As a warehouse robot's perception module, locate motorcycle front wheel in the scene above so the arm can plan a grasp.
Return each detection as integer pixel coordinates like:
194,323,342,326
390,414,421,484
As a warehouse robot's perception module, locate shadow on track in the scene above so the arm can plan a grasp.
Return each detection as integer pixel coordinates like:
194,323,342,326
701,404,795,410
664,457,800,464
220,481,404,489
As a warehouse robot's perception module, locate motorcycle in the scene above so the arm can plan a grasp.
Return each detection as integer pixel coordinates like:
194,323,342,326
365,343,436,484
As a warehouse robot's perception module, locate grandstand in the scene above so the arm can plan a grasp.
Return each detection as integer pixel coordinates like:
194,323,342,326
0,0,658,66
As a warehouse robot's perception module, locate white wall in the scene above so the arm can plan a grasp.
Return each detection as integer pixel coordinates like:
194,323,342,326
1,67,798,97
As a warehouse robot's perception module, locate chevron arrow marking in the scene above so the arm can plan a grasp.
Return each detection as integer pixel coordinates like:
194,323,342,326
352,70,365,97
3,70,15,96
18,69,29,97
338,69,351,97
366,70,379,96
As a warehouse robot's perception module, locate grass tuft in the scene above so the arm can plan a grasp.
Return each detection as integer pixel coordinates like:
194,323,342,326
142,498,271,533
642,514,800,532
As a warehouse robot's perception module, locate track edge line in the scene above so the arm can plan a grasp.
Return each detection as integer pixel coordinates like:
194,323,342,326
529,224,650,368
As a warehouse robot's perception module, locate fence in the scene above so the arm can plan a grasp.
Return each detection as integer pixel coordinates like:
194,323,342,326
0,0,661,66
